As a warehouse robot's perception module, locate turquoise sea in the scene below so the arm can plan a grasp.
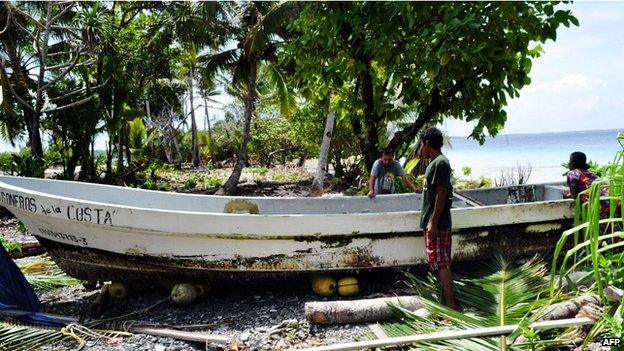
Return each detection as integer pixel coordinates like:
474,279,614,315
445,129,623,184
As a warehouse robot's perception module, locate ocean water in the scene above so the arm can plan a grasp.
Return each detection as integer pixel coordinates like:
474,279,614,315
444,129,623,184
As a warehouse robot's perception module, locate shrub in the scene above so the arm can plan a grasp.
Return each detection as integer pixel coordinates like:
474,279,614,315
141,180,157,190
11,150,48,178
184,176,198,189
0,152,14,173
158,182,172,191
204,175,223,188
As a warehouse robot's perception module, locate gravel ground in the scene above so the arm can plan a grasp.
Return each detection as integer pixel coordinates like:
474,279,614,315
36,274,406,351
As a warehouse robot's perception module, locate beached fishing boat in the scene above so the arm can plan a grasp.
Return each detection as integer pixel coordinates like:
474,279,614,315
0,176,574,282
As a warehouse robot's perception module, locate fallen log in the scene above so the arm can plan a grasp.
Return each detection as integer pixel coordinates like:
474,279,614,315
604,285,624,303
305,296,421,325
538,295,600,321
514,295,602,346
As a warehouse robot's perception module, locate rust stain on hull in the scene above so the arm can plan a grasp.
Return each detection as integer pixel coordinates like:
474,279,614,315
35,218,572,283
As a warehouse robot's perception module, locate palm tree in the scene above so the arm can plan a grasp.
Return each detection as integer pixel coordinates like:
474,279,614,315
164,2,230,168
203,1,300,195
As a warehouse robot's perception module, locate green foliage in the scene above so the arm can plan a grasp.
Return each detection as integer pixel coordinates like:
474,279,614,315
603,304,624,342
550,133,624,301
141,180,157,190
158,182,172,192
462,166,472,177
392,256,565,350
549,133,624,347
248,167,270,176
9,150,49,178
0,237,22,253
0,152,13,173
395,175,424,193
282,2,577,168
455,176,493,190
203,175,223,188
184,176,198,189
128,118,148,150
16,221,28,233
404,158,421,175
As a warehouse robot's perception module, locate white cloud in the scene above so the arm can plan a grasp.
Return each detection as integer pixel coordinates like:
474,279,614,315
525,74,606,95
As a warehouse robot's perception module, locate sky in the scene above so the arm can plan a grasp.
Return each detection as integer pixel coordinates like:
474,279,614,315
442,1,624,137
2,1,623,151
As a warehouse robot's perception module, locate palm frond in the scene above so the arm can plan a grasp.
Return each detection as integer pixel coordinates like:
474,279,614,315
200,48,241,78
384,256,568,351
17,257,81,291
259,1,302,39
264,64,296,117
0,321,131,351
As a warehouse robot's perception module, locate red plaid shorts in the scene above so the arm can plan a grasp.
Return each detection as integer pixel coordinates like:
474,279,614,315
424,227,452,271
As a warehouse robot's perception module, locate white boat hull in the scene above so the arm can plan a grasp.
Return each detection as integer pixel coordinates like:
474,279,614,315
0,176,574,281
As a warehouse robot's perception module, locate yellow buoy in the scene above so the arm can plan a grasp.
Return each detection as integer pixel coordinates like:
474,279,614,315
311,275,337,297
337,277,359,297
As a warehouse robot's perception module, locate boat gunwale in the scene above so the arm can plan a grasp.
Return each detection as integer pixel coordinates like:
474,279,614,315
0,176,574,219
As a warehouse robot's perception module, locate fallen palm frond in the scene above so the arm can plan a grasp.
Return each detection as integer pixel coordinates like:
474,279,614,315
384,256,577,351
16,257,81,291
0,320,131,351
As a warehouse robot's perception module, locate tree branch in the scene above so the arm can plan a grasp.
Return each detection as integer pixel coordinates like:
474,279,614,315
0,57,36,113
387,76,469,151
50,4,75,25
0,4,12,35
43,95,93,113
39,47,85,92
47,58,94,70
12,20,35,40
49,78,109,102
13,7,45,29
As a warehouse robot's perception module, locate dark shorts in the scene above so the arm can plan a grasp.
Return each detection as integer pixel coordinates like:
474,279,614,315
424,227,452,271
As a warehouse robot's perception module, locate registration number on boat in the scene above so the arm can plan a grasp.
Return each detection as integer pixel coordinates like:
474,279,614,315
38,228,88,246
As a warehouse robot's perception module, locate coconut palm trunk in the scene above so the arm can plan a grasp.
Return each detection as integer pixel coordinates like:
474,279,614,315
204,98,216,162
222,57,258,195
189,61,201,167
310,100,336,196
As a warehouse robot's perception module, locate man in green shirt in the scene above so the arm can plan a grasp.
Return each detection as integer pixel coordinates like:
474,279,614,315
419,127,461,312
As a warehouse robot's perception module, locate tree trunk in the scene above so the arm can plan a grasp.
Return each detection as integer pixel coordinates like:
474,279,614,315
29,115,44,158
310,101,336,196
297,150,308,168
104,138,113,182
123,123,132,173
204,98,216,163
305,296,421,325
189,62,201,167
117,127,124,174
333,146,344,178
360,62,380,171
222,57,258,195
